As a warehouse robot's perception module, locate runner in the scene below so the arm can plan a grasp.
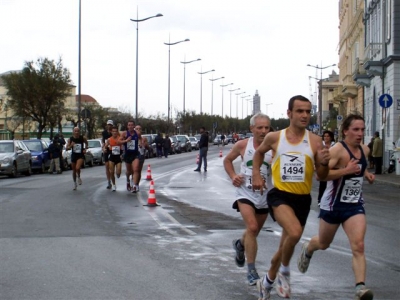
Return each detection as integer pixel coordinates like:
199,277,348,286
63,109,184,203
297,114,375,300
223,112,273,286
120,120,140,193
66,127,88,190
104,126,123,191
317,130,335,206
102,120,114,189
251,95,330,299
134,125,150,188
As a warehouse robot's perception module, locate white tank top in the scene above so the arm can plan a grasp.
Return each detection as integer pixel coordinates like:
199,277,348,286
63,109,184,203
235,137,273,209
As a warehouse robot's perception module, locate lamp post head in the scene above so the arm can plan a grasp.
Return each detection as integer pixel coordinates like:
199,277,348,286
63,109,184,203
155,13,163,17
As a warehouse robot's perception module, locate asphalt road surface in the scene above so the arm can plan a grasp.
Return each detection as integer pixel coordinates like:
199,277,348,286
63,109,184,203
0,144,399,300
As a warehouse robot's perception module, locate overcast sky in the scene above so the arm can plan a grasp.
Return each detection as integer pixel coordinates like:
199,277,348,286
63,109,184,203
0,0,339,120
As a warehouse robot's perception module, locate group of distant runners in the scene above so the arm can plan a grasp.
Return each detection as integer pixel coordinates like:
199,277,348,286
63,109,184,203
66,119,149,193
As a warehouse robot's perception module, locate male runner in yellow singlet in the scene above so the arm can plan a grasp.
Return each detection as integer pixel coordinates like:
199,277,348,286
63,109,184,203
252,95,330,299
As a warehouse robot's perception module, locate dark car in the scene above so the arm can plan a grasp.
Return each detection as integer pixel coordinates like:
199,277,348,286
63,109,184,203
0,140,32,177
23,139,50,173
174,135,192,152
169,136,180,154
142,134,157,158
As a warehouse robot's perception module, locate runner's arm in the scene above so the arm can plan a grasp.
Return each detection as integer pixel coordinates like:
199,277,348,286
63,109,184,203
223,141,243,186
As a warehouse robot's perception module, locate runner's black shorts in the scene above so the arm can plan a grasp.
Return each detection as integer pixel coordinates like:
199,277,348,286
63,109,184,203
232,199,268,215
267,188,311,226
109,154,122,164
124,152,139,164
71,153,84,163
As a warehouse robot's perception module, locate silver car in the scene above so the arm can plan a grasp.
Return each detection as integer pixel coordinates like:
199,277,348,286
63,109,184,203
88,139,104,165
0,140,32,177
189,136,199,150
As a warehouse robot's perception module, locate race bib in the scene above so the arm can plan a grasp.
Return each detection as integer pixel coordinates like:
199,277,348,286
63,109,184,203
112,146,120,155
280,153,305,182
73,144,82,154
340,177,363,203
127,140,136,150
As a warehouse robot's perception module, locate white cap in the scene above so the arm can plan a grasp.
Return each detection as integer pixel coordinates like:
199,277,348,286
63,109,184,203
107,120,114,125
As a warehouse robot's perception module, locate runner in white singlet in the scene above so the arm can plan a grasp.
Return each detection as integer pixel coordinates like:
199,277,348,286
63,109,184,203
223,113,273,286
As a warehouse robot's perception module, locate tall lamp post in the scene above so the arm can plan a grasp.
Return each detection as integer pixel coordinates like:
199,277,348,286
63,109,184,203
241,95,249,119
209,77,224,115
181,58,201,114
265,102,273,116
235,91,246,118
220,83,233,117
164,37,189,127
306,63,336,134
78,0,82,129
246,98,253,116
228,88,240,118
130,11,163,123
198,69,215,114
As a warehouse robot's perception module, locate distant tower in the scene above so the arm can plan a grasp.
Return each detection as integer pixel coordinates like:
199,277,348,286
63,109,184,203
253,90,261,115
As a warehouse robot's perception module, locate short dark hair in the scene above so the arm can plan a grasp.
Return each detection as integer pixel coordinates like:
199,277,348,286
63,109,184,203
288,95,311,111
374,131,380,137
341,114,364,137
200,126,205,130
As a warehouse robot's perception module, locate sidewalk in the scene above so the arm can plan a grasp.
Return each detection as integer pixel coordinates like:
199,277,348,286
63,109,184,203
373,172,400,188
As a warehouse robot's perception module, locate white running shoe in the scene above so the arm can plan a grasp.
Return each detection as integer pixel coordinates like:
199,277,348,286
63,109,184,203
112,185,116,191
73,182,78,190
275,272,290,298
77,177,82,185
256,276,272,300
354,285,374,300
298,241,312,273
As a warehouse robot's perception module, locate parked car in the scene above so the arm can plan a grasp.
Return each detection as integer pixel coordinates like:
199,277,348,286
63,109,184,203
213,135,228,145
226,134,233,144
88,139,104,165
142,134,157,158
169,136,180,154
23,139,50,173
189,136,199,150
0,140,32,177
174,135,192,152
245,132,253,139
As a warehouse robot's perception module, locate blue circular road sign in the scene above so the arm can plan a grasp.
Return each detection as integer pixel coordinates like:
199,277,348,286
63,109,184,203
379,94,393,108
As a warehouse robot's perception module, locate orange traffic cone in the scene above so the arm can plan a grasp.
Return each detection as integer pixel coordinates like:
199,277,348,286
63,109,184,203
196,153,199,164
219,150,222,157
144,180,159,207
145,164,152,181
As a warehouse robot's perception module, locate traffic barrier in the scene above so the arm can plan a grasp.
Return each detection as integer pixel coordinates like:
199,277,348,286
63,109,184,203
144,180,159,207
145,164,152,181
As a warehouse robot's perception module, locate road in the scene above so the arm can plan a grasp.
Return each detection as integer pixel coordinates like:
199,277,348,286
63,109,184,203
0,144,399,300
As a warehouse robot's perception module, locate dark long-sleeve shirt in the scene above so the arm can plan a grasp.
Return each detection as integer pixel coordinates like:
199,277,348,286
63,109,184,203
199,133,208,148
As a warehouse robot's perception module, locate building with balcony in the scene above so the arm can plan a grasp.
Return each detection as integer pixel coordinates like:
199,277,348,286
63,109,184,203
334,0,366,119
355,0,400,166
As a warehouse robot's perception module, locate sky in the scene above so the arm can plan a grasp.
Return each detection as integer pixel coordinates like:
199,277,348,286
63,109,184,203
0,0,339,120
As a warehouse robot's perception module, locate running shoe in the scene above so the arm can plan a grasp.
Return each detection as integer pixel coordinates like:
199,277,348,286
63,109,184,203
73,182,78,190
106,182,111,189
126,182,131,191
256,276,272,300
136,185,139,192
131,185,137,193
247,269,260,286
232,239,245,267
354,285,374,300
77,177,82,185
112,185,116,192
276,272,290,298
298,241,312,273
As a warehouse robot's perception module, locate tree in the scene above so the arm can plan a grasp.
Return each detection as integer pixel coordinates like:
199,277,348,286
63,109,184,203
2,57,72,138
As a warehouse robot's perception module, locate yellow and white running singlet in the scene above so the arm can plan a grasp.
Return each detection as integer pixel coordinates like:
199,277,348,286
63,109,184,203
235,137,273,209
271,129,314,195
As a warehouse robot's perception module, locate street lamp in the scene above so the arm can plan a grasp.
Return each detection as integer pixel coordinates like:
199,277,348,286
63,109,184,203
78,0,82,129
164,37,189,127
198,69,215,114
265,102,273,116
209,77,224,115
181,58,201,114
228,88,240,118
220,83,233,117
307,63,336,133
240,94,249,119
130,11,163,124
246,98,253,116
235,91,245,118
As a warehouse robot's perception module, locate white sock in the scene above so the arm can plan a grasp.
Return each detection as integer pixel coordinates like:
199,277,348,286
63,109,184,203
279,263,290,274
